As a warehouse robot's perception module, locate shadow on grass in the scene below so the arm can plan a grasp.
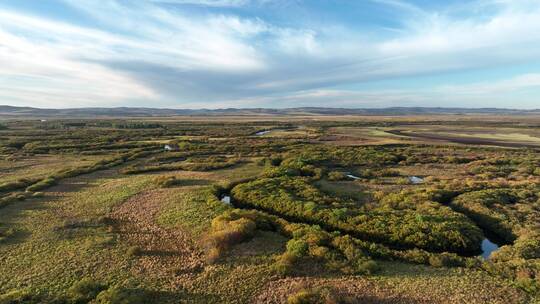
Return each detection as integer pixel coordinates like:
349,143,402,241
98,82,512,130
176,179,213,187
141,249,180,257
44,173,118,193
0,228,31,246
348,294,422,304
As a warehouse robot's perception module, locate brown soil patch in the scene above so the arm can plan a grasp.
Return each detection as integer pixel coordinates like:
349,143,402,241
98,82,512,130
254,277,420,304
253,276,525,304
109,189,204,284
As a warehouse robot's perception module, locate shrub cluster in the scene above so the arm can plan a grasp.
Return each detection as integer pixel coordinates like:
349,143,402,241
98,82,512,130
451,188,539,243
232,176,483,254
0,192,43,209
204,211,258,263
0,150,155,209
122,157,242,174
287,286,352,304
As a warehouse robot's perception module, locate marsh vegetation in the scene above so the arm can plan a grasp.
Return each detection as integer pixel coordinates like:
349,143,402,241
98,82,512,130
0,116,539,303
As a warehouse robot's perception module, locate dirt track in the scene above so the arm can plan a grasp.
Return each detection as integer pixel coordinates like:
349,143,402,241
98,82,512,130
386,130,540,148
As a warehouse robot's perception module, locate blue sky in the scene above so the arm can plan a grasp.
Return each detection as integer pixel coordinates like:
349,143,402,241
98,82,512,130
1,0,540,109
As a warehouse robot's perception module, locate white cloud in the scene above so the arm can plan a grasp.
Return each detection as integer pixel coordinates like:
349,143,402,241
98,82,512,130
148,0,249,7
237,73,540,109
1,0,540,108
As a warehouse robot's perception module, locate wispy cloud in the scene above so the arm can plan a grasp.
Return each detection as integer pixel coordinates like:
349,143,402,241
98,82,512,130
1,0,540,108
228,73,540,109
149,0,250,6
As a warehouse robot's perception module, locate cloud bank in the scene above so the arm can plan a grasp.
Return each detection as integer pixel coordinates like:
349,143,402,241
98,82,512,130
1,0,540,108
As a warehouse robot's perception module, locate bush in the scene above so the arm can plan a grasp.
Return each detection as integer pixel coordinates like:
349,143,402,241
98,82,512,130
67,278,106,303
353,259,379,275
272,252,297,276
428,253,464,268
25,177,57,192
327,171,346,181
95,286,148,304
515,278,539,294
232,176,484,254
127,246,142,257
154,176,182,188
287,286,350,304
0,290,42,304
0,178,40,193
205,216,257,263
513,233,540,259
286,239,309,257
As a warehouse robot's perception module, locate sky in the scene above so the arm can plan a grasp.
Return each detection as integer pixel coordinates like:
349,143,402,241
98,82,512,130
1,0,540,109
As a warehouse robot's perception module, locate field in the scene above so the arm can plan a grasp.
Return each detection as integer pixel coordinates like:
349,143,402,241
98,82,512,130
0,116,539,303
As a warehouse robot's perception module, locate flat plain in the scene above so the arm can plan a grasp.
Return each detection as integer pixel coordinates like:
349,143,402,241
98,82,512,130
0,115,539,303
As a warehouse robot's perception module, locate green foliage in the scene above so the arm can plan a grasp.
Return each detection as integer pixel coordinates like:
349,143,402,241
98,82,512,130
514,237,540,259
67,278,106,303
0,178,41,193
154,176,183,188
287,286,351,304
451,188,539,243
122,157,242,174
0,191,40,209
94,285,149,304
2,119,540,302
327,171,346,181
26,177,57,192
112,122,163,129
286,239,309,257
205,211,258,263
0,290,42,304
428,253,465,268
232,176,483,253
272,252,298,276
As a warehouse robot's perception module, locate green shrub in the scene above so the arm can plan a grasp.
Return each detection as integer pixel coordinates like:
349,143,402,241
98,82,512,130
272,252,297,276
205,215,257,263
0,178,40,193
67,278,106,303
353,259,379,275
95,286,148,304
0,290,42,304
515,278,539,294
327,171,346,181
232,176,483,254
154,176,183,188
428,253,464,268
514,233,540,259
25,177,57,192
287,286,350,304
286,239,309,257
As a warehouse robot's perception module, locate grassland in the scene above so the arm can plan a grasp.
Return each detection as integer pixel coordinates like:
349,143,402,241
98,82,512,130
0,116,539,303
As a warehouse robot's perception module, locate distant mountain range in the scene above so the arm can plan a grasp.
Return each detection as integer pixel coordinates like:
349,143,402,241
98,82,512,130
1,105,539,117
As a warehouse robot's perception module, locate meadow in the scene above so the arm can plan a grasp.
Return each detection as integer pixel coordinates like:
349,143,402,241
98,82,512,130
0,116,538,303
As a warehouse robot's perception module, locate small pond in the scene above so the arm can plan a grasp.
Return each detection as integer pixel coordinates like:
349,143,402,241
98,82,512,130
346,174,361,180
409,176,424,184
220,195,231,205
480,238,500,259
255,130,271,136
